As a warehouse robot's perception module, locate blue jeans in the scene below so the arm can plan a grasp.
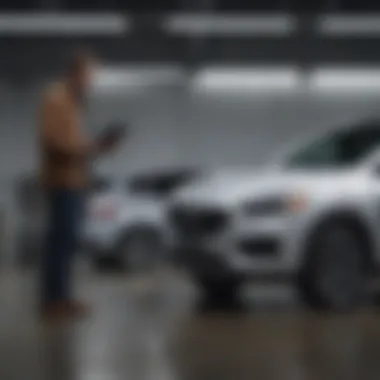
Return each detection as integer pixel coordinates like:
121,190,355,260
41,189,85,305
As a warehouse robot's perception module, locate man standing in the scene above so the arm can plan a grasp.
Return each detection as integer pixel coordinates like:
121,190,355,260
38,51,122,320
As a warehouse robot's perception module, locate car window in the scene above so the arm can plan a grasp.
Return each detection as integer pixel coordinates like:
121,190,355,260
285,124,380,169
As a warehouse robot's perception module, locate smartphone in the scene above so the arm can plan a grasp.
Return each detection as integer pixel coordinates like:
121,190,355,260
98,122,128,142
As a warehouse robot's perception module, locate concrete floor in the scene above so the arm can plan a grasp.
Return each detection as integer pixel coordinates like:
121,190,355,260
1,267,380,380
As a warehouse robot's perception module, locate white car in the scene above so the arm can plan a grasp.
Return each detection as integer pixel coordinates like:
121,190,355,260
15,169,198,271
169,120,380,310
83,168,198,270
14,175,117,267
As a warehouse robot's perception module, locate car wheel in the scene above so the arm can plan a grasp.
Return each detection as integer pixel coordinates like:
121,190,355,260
299,221,369,312
117,227,163,273
196,276,243,309
92,254,118,272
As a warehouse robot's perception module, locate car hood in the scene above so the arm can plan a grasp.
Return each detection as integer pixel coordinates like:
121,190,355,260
173,168,362,207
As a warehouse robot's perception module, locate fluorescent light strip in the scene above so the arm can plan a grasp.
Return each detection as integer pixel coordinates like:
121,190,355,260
94,65,186,90
318,14,380,36
0,13,129,35
310,68,380,92
163,13,296,36
192,67,302,93
95,65,380,94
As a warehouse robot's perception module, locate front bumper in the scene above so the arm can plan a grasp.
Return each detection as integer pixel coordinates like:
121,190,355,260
172,214,307,279
81,222,123,257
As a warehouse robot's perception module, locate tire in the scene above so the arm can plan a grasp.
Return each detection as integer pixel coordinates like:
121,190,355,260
197,276,243,307
298,220,370,312
116,227,163,273
92,255,118,272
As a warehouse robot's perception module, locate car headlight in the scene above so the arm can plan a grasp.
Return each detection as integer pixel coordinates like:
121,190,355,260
243,192,309,216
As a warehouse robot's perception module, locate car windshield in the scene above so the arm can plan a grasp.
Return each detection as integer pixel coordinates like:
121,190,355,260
284,125,380,169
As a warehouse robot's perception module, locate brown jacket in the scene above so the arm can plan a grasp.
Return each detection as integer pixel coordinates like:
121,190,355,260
38,83,90,189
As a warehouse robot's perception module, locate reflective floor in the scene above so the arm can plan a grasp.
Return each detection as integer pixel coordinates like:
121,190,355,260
1,267,380,380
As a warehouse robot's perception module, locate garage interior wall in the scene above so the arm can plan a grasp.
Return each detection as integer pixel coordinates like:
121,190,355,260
0,84,379,204
0,81,379,260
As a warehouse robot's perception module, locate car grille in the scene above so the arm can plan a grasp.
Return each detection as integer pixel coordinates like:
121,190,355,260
170,206,229,239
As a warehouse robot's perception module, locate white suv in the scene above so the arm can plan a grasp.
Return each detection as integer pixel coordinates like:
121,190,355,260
82,168,198,270
169,121,380,310
15,169,198,271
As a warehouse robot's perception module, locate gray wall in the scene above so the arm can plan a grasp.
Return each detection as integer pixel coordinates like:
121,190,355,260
91,90,380,174
1,84,380,206
190,93,380,167
0,83,379,260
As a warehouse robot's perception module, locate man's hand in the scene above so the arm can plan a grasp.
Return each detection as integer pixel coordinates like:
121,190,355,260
97,134,122,152
95,122,127,154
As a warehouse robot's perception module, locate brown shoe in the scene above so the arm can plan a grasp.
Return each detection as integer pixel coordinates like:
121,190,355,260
63,300,91,319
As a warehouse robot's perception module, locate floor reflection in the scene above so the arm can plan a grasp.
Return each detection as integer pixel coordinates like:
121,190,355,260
174,312,380,380
1,269,380,380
